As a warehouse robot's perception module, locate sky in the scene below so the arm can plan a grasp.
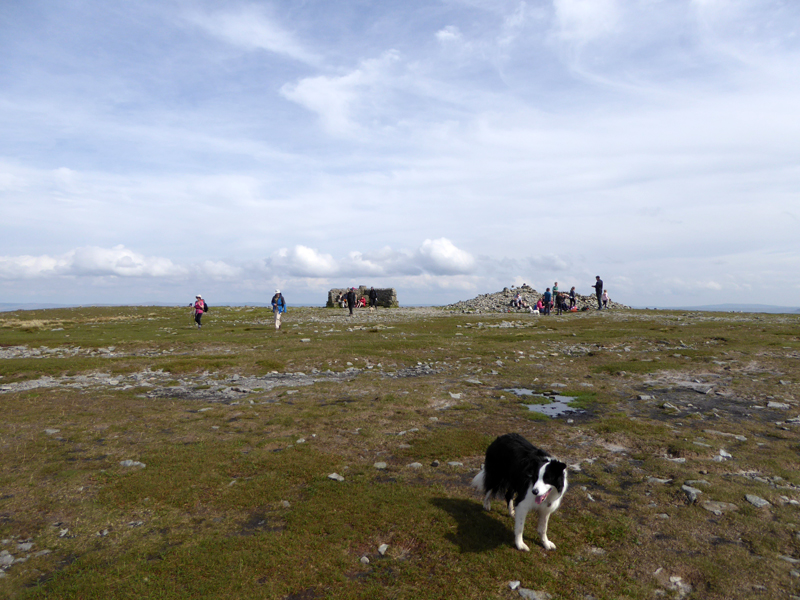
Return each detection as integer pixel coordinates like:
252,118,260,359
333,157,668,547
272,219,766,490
1,0,799,308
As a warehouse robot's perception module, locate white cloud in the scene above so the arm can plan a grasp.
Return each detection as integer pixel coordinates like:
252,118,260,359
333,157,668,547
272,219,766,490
552,0,621,44
0,246,239,280
280,51,401,135
186,5,319,65
436,26,463,43
418,238,476,275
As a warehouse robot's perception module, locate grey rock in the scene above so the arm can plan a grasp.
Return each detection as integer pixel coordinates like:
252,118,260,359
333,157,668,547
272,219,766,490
685,479,710,487
779,555,800,565
518,589,552,600
328,473,345,482
407,462,423,469
0,553,13,567
373,462,388,470
16,542,33,552
682,485,703,503
447,461,463,467
44,428,60,435
378,544,389,555
701,501,738,516
745,494,771,508
509,581,521,590
768,401,790,409
120,460,146,468
647,477,672,484
360,556,369,565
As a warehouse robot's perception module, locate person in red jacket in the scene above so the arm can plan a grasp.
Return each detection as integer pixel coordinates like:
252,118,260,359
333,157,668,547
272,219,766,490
193,295,205,328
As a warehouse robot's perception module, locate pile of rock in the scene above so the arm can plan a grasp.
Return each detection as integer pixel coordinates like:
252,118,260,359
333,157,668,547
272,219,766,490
445,284,629,313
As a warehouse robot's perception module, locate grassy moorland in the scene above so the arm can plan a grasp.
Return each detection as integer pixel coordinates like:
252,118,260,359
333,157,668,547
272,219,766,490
1,305,799,599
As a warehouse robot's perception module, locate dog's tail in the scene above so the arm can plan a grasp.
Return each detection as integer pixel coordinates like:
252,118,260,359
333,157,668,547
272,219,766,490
471,468,486,492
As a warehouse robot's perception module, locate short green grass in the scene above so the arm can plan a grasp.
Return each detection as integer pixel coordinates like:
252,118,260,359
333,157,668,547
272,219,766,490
1,306,799,599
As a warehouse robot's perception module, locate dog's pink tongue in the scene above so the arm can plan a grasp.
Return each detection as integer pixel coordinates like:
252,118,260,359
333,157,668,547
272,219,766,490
535,490,550,505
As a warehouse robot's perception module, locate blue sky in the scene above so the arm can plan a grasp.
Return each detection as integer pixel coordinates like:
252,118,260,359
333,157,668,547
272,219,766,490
1,0,799,307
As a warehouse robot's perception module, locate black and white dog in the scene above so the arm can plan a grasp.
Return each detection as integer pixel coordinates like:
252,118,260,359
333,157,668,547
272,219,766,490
471,433,568,551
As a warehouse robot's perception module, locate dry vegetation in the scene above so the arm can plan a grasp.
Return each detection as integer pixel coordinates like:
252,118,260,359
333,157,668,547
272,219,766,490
1,305,799,599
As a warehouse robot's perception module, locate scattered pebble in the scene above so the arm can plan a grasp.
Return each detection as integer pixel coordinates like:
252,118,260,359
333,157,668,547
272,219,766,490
407,462,423,469
509,581,521,590
328,473,345,482
373,462,388,470
360,556,369,565
378,544,389,555
120,460,146,468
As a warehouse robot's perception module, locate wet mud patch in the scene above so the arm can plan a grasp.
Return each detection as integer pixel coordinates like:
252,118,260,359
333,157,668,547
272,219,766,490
238,508,287,536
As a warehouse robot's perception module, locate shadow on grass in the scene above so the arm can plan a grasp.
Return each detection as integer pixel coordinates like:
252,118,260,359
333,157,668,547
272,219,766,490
429,497,510,553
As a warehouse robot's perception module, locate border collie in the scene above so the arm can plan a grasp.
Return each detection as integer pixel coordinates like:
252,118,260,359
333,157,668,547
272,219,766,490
471,433,568,551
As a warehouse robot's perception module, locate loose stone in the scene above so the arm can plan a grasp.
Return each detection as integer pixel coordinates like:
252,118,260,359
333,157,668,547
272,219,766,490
517,589,552,600
745,494,771,508
378,544,389,555
682,485,703,503
328,473,345,482
701,501,738,516
373,462,388,470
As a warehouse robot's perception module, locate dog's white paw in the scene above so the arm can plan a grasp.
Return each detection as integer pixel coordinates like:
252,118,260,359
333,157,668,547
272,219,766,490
542,540,556,551
516,541,530,552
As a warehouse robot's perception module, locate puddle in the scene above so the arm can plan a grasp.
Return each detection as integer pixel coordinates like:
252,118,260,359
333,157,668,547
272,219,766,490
504,388,585,417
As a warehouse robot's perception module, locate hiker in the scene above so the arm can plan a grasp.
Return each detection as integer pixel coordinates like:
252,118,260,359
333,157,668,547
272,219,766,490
346,287,356,315
535,297,544,313
369,287,378,309
594,276,603,309
542,288,552,315
556,292,566,315
602,289,610,309
569,287,577,309
552,282,559,306
271,289,286,330
193,295,205,328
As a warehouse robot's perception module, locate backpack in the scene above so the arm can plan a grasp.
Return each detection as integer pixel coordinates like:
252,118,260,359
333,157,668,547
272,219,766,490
203,301,209,312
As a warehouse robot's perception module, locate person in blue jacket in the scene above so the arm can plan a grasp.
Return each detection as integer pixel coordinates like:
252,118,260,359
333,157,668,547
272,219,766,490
271,289,286,330
542,288,552,316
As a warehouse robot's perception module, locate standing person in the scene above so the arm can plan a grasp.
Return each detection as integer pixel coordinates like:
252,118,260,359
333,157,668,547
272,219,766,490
193,295,205,328
369,287,378,310
542,288,552,316
346,287,356,316
602,289,610,309
271,289,286,330
569,287,577,309
552,282,559,307
556,293,566,315
594,276,603,309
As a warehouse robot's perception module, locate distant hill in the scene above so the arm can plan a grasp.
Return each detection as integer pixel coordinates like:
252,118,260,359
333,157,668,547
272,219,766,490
642,303,800,314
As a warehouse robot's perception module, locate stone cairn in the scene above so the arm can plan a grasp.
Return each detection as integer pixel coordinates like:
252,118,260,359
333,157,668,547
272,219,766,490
326,286,398,308
445,284,629,313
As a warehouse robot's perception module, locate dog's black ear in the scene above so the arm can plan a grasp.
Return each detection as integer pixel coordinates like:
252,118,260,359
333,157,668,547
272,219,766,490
545,460,568,493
